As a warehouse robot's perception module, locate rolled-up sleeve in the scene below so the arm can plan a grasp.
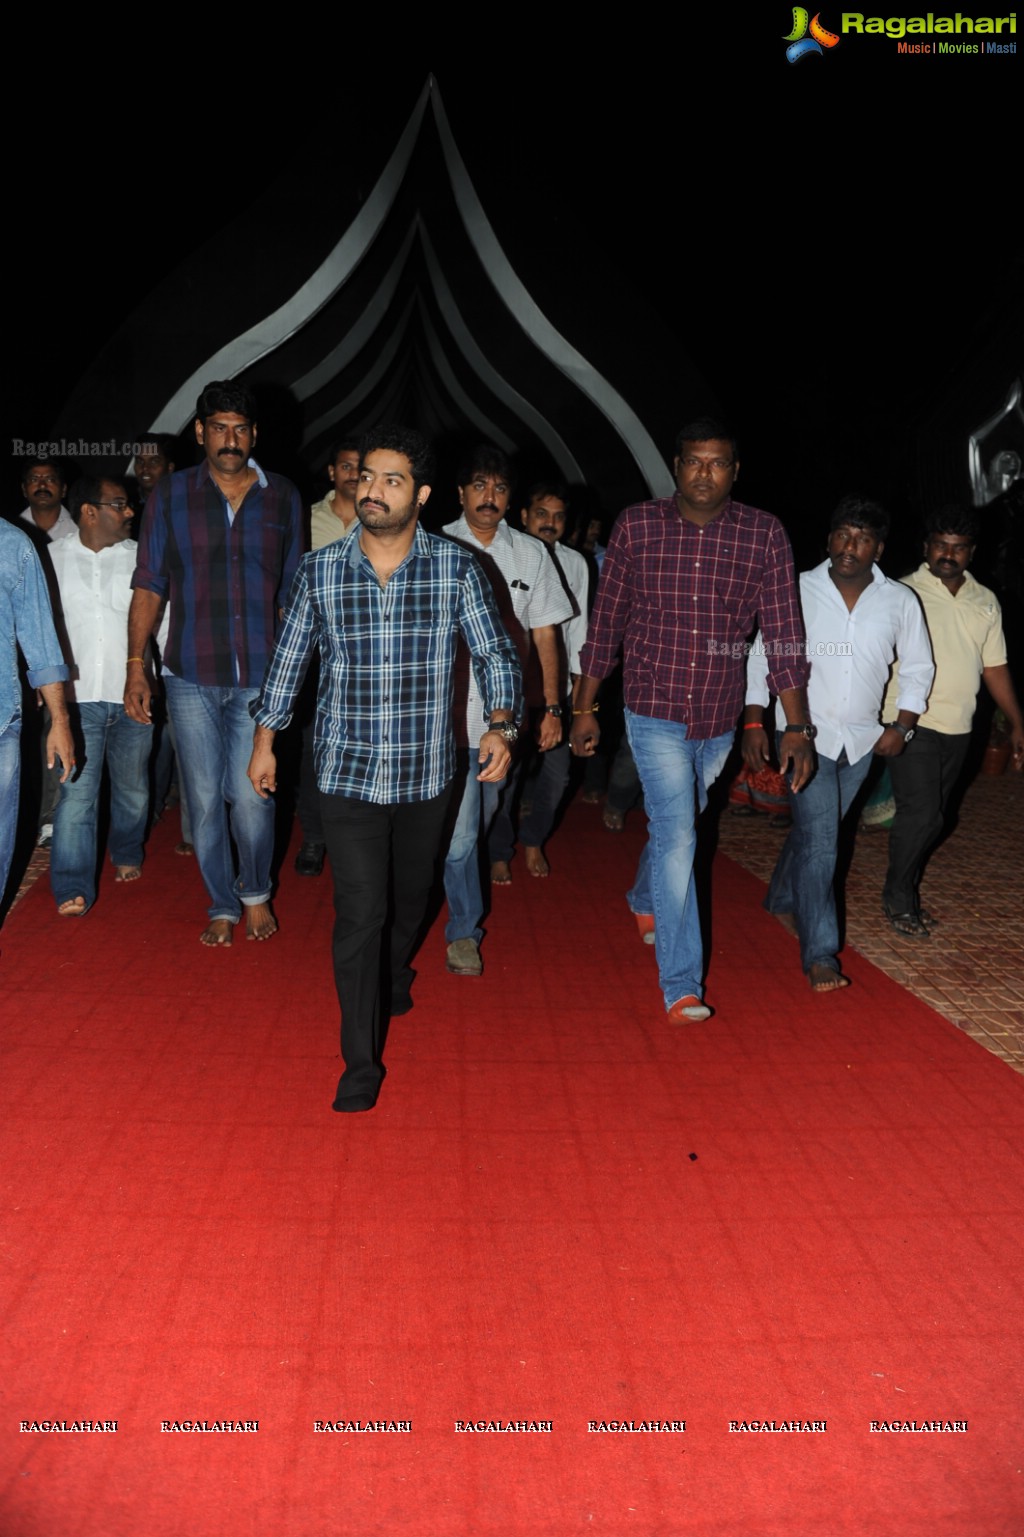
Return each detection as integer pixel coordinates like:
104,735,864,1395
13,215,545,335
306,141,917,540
459,561,522,720
893,589,935,716
131,483,170,599
759,521,809,697
251,564,315,730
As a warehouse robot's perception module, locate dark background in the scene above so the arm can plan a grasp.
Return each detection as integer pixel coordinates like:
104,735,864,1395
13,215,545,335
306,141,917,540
9,35,1022,582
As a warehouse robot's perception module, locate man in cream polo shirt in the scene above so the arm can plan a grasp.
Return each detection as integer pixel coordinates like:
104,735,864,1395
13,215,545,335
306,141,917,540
882,506,1024,936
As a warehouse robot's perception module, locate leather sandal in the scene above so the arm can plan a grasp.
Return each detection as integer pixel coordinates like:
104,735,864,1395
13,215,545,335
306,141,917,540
882,905,931,938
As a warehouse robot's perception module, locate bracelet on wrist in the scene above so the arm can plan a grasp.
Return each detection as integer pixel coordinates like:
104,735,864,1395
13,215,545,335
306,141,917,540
743,721,765,731
572,704,600,716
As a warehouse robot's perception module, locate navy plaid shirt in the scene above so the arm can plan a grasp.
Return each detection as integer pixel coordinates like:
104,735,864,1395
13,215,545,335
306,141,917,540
132,461,303,688
580,497,808,737
253,525,522,803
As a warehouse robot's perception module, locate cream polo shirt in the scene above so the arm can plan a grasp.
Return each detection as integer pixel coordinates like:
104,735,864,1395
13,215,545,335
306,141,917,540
883,564,1007,735
310,490,358,552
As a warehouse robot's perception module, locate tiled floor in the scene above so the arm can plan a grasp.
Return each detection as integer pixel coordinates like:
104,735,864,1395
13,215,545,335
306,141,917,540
716,768,1024,1075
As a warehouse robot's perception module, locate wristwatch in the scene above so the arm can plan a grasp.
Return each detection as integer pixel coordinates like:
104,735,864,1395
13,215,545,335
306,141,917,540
884,721,916,742
545,704,564,718
782,723,817,740
488,719,519,745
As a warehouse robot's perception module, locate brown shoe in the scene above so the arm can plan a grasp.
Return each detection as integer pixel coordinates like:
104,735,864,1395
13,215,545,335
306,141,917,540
446,938,483,976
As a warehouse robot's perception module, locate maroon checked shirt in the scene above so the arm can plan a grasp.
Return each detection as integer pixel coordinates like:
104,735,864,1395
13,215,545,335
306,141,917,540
579,497,808,738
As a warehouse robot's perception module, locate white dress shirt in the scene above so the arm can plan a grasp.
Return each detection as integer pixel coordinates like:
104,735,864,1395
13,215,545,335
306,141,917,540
746,560,934,765
443,517,571,734
20,505,76,542
50,534,166,703
551,541,590,678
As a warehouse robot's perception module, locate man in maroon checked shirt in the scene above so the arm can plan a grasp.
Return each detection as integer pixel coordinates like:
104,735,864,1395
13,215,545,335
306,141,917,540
570,418,814,1024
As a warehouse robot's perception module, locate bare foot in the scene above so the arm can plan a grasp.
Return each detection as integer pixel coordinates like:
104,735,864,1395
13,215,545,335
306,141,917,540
602,807,624,832
771,910,799,938
200,918,234,947
115,866,141,882
524,845,549,877
491,860,512,886
809,964,850,993
245,903,278,942
175,842,194,857
58,896,87,916
580,788,602,805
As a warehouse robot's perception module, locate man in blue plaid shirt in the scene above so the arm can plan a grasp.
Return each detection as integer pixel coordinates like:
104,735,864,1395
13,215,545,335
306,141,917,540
249,426,521,1113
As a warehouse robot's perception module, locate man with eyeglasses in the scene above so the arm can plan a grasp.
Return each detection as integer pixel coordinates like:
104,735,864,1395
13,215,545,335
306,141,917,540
49,475,164,915
571,417,812,1024
126,381,303,947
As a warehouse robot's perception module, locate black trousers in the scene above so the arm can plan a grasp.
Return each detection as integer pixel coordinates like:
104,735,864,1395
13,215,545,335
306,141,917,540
884,727,971,915
319,783,453,1103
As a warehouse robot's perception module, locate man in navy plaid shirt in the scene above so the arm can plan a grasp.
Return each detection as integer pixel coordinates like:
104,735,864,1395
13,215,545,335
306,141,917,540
249,426,521,1113
127,381,303,948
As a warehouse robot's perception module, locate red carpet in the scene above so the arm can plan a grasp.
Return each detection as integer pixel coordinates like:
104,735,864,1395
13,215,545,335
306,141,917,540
2,803,1022,1536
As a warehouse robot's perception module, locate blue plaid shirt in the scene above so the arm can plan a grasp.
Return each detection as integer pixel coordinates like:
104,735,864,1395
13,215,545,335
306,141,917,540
253,525,522,803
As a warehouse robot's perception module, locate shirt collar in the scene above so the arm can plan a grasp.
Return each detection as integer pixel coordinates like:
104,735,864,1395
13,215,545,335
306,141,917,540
198,458,268,491
450,514,513,551
914,561,976,597
345,521,433,571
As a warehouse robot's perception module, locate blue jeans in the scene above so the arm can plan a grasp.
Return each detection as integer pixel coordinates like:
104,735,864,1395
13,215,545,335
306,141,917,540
50,703,151,910
767,742,873,974
488,741,571,861
0,719,21,903
625,711,733,1010
444,751,504,944
164,679,274,922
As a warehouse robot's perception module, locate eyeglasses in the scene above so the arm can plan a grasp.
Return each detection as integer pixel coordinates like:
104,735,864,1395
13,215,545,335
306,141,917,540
93,500,131,513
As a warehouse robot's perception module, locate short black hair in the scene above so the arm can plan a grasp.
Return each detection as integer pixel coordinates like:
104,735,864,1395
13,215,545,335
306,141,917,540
21,457,65,488
69,473,127,524
327,439,361,466
360,424,436,495
829,494,890,543
457,443,513,489
674,417,738,460
523,479,569,508
924,504,978,543
195,379,258,424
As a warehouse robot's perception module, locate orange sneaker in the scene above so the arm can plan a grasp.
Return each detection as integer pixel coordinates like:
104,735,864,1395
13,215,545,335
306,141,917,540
634,913,656,945
667,995,712,1023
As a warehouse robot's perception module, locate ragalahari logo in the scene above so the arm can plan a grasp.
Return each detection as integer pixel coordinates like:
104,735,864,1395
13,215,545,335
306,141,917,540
784,8,842,60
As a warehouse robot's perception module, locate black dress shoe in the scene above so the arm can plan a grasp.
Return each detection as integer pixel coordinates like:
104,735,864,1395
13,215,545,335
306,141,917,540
294,841,326,876
332,1091,378,1113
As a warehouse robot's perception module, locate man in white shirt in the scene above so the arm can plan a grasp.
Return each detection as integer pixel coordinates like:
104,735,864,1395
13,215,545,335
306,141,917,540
489,480,590,881
19,459,76,544
442,447,572,975
744,496,934,990
49,475,156,915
